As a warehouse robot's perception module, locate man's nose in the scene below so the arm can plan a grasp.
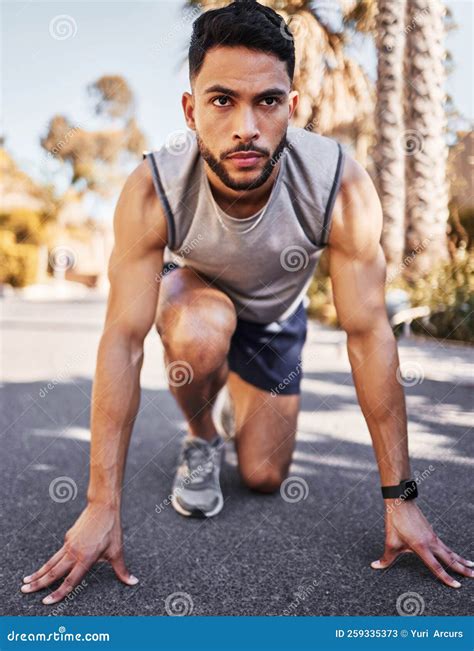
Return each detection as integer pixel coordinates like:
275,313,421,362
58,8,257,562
233,107,260,142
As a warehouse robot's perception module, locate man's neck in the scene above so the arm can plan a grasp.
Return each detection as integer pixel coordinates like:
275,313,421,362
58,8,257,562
205,162,281,219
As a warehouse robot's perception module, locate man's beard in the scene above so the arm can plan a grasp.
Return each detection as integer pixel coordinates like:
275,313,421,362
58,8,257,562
196,132,288,191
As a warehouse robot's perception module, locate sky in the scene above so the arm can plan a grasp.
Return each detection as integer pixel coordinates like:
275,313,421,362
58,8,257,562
2,0,473,216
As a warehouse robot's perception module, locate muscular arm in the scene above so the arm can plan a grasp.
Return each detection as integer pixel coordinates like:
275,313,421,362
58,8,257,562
21,161,168,604
88,162,166,507
328,157,409,486
327,155,473,588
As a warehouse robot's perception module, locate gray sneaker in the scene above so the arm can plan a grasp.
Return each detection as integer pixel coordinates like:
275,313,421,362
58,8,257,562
171,434,225,518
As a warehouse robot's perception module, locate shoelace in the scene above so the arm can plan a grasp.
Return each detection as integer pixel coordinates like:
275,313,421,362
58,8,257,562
183,444,216,482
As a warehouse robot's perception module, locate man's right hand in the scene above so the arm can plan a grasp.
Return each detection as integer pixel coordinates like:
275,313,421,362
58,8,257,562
21,503,138,605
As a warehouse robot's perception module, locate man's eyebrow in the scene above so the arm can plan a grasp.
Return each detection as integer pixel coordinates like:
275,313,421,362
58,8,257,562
204,85,288,99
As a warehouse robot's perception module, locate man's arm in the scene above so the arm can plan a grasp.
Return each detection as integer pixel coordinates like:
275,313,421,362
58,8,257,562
327,155,473,588
87,162,166,509
21,160,167,605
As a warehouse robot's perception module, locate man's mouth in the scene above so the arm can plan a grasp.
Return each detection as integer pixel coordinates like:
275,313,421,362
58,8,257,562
226,151,265,168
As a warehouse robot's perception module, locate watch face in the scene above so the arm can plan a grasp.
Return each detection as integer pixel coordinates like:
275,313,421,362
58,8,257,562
401,480,418,500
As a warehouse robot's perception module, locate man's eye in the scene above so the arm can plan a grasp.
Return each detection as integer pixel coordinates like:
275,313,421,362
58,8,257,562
212,96,231,107
259,97,280,106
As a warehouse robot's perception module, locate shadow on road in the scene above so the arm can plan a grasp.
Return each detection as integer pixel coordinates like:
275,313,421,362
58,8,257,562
1,375,472,616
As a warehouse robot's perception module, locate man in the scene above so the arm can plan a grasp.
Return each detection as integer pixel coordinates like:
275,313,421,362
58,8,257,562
21,0,472,606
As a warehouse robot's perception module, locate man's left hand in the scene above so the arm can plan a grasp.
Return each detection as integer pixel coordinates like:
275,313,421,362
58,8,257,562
371,501,474,588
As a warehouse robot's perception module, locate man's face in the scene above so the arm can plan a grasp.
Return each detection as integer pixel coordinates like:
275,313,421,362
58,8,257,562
183,46,298,192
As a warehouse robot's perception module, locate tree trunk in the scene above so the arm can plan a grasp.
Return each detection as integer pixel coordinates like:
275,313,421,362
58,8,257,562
404,0,449,279
372,0,407,281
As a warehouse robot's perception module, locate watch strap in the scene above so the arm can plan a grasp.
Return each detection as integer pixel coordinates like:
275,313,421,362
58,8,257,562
381,479,418,500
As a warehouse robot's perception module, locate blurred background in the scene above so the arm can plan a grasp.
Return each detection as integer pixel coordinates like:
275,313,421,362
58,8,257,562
1,0,473,341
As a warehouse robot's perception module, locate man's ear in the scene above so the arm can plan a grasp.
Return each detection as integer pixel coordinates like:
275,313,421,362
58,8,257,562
182,92,196,131
288,90,299,120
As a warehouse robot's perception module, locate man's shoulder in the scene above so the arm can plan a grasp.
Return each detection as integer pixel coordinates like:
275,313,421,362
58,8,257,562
114,159,168,249
328,153,382,255
145,132,199,175
121,159,160,217
338,154,378,214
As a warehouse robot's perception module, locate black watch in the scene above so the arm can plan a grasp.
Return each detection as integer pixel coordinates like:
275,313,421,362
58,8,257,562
381,478,418,501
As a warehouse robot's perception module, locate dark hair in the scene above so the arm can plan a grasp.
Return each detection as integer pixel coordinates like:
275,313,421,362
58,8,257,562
189,0,295,84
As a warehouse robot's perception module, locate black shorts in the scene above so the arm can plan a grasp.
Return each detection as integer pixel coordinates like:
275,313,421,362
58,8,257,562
161,262,307,395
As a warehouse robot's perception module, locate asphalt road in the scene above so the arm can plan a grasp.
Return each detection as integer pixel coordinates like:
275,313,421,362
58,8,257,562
1,297,472,617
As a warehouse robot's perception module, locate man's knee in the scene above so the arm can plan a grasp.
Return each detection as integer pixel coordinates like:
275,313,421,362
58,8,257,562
157,301,236,379
240,464,287,494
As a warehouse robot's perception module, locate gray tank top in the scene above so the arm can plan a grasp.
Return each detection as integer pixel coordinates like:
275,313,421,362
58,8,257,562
144,126,345,324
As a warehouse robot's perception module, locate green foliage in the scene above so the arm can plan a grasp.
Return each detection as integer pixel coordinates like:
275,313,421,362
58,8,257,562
393,249,474,343
307,248,474,343
0,231,38,287
307,250,338,325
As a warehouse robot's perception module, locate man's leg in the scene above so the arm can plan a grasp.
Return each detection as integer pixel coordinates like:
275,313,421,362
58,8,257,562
156,266,300,505
156,267,237,440
227,371,300,493
155,267,238,517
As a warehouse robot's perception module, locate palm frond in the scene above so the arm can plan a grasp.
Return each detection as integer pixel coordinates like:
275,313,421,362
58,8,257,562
342,0,377,33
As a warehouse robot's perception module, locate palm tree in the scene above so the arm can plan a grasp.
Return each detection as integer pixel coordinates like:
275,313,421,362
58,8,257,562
371,0,407,278
346,0,450,278
404,0,450,278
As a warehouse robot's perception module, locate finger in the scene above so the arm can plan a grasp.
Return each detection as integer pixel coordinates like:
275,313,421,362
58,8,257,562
415,546,461,588
371,546,409,570
42,559,93,605
110,553,139,586
434,546,474,579
438,542,474,569
23,547,66,584
21,556,75,594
